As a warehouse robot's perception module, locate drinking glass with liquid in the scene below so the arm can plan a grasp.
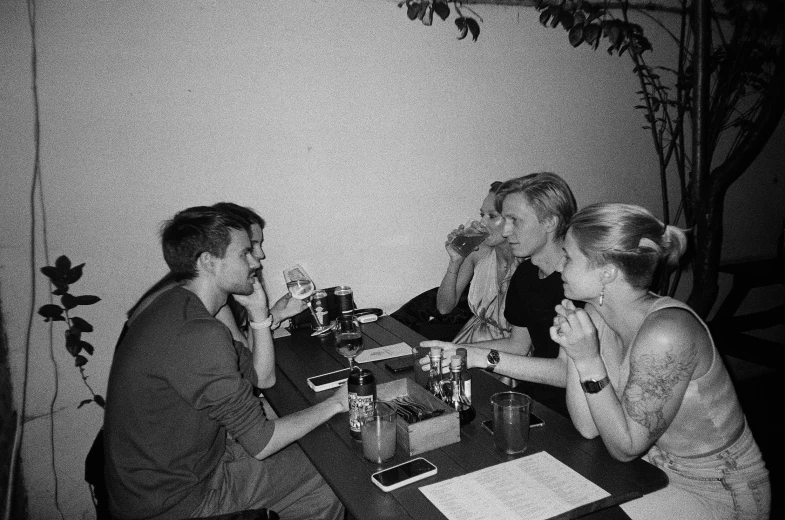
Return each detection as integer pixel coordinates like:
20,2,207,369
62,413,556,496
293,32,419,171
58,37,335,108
448,220,490,257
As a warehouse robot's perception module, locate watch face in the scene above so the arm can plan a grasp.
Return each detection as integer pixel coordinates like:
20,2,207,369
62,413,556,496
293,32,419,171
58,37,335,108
581,376,610,394
582,381,601,393
487,349,500,365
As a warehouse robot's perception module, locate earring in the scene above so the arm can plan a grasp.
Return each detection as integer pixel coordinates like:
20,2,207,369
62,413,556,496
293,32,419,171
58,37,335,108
599,286,605,307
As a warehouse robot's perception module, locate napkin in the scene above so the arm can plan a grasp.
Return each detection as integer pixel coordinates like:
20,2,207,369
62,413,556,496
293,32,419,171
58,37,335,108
355,342,412,364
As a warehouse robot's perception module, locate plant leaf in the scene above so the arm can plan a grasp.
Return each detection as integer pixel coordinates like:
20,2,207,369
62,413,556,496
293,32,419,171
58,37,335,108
61,293,78,310
66,263,84,284
559,10,574,30
79,340,94,356
55,255,72,274
433,1,449,20
568,24,584,47
75,355,88,367
416,1,427,21
549,7,561,28
406,1,419,20
539,9,551,27
583,23,600,46
455,17,468,40
94,395,106,408
75,295,101,306
52,285,69,296
78,399,93,409
422,4,433,26
466,18,480,41
66,330,82,356
38,304,64,319
70,316,94,333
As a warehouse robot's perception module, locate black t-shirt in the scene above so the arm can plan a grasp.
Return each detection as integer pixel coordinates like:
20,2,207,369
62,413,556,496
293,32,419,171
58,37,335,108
503,259,566,359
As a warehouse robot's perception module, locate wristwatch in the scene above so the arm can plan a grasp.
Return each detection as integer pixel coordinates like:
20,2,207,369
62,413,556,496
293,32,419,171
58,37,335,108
485,349,500,373
581,375,610,394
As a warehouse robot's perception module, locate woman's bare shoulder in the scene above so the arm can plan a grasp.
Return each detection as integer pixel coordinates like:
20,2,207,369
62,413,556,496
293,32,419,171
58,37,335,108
633,307,708,364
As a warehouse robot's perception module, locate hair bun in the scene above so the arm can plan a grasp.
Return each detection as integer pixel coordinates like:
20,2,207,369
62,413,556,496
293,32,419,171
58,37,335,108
661,224,688,266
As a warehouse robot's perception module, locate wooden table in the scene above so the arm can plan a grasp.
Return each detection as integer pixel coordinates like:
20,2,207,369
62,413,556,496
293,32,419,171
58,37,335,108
263,316,668,520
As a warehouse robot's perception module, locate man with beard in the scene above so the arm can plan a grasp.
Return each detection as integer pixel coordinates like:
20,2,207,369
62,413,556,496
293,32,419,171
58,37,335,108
104,206,347,520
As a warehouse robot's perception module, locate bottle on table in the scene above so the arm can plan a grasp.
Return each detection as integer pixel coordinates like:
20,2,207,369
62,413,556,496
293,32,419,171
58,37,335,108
456,347,472,405
448,355,476,426
348,368,376,440
426,347,446,401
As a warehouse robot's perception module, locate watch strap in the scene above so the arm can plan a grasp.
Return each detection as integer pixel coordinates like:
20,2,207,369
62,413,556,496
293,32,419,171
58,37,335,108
581,375,610,394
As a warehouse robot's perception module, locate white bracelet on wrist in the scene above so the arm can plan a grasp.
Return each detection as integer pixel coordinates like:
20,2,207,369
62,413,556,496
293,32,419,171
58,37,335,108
249,316,273,329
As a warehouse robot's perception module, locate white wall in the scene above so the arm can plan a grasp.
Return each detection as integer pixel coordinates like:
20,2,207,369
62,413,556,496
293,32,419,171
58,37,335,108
2,1,783,518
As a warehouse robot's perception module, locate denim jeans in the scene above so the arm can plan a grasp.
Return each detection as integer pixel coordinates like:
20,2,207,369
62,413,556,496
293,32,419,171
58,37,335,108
621,422,770,520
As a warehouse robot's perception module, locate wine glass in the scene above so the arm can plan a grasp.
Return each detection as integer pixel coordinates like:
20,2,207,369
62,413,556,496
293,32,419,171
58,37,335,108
334,315,363,372
283,264,332,336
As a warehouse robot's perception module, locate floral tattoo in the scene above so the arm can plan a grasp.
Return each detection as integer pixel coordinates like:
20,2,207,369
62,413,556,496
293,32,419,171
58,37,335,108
623,345,697,440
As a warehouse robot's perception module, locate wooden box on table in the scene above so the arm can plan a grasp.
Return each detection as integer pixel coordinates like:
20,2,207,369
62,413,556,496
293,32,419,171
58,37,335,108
376,378,459,456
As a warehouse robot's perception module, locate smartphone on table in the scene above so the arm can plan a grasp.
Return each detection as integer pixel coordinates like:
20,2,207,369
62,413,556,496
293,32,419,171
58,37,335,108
384,356,413,373
481,412,544,433
306,368,351,392
371,457,438,492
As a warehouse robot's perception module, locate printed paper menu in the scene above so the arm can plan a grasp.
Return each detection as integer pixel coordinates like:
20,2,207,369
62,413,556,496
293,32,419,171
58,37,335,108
419,451,610,520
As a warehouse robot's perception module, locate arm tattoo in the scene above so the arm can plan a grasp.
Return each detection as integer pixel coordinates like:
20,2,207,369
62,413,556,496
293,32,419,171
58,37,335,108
622,345,697,440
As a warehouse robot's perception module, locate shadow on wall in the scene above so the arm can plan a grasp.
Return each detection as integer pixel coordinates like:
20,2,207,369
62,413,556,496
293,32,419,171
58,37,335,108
1,293,30,519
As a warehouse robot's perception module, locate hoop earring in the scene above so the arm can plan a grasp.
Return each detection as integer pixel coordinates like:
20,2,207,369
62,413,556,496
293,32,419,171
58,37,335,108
599,286,605,307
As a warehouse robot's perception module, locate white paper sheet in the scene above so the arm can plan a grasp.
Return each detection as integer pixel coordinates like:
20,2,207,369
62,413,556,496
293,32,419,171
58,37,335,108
419,452,610,520
354,342,412,363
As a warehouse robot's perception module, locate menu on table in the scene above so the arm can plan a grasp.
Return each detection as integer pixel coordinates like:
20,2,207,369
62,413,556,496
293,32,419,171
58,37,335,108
419,451,610,520
354,342,411,363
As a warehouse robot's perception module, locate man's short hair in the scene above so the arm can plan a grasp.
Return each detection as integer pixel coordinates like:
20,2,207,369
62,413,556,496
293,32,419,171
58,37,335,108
495,172,577,239
212,202,265,231
160,206,248,281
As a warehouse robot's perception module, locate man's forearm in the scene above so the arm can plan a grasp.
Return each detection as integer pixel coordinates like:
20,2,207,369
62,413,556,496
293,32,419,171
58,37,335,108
249,326,276,388
254,399,343,460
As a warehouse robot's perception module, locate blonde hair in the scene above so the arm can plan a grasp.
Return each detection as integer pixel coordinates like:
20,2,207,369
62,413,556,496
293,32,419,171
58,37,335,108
569,203,688,290
494,172,577,239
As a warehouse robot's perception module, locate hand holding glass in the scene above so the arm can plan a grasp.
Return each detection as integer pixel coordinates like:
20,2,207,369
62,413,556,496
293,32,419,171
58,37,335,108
283,264,332,335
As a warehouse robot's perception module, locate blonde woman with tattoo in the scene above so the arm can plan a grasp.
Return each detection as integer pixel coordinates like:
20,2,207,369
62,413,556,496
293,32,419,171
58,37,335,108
550,203,770,520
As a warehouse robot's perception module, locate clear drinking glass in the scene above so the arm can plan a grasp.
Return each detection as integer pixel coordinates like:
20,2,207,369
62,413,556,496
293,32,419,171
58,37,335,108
448,220,490,257
360,402,397,463
282,264,332,336
334,314,364,372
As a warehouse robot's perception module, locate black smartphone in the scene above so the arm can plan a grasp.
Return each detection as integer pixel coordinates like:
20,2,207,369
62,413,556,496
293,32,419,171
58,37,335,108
482,413,544,433
385,356,413,373
371,457,438,492
306,368,351,392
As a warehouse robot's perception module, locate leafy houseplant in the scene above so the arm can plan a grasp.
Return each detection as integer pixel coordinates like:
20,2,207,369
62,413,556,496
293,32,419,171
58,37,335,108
38,255,105,409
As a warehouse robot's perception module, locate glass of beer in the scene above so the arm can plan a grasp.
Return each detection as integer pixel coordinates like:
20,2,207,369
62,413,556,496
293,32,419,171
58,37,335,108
448,220,490,257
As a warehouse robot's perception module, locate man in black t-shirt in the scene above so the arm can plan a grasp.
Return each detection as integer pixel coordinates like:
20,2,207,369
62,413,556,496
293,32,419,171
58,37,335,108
421,173,577,413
